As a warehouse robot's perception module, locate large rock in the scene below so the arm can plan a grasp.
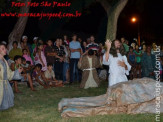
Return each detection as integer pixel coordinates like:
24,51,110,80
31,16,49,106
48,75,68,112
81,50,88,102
58,78,163,118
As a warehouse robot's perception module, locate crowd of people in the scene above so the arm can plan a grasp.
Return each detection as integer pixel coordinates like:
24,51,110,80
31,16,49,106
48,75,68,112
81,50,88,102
0,35,163,93
0,34,163,111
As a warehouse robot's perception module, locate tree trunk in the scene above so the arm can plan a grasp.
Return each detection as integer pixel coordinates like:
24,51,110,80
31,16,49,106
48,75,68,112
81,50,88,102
8,0,31,50
98,0,128,41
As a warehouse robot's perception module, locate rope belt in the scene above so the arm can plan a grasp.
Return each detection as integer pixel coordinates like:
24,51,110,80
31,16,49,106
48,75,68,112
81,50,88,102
83,68,95,71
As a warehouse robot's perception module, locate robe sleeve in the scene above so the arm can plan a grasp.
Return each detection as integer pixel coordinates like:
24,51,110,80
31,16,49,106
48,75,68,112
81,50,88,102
94,56,102,68
103,53,111,66
123,55,131,75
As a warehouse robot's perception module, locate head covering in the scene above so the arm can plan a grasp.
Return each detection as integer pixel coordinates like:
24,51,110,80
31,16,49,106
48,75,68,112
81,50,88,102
1,41,7,45
22,35,28,40
33,37,38,40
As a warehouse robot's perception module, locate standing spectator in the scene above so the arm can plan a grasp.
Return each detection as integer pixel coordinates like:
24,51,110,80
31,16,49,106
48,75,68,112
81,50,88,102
44,40,56,70
21,36,32,54
86,38,91,44
151,42,157,55
78,37,82,44
142,44,146,54
63,42,70,84
81,41,87,54
8,38,21,53
131,42,136,50
9,41,22,60
134,45,142,78
63,35,69,45
141,45,155,78
160,45,163,57
54,39,65,80
121,37,129,53
69,34,82,84
33,40,46,57
128,47,136,79
34,43,47,71
31,37,38,61
86,35,99,52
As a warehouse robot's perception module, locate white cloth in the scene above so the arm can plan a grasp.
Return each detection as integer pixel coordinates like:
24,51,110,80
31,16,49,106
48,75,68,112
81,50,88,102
103,53,131,86
84,57,98,89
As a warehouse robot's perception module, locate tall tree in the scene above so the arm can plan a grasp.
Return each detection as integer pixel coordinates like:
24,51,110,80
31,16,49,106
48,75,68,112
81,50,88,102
97,0,128,40
8,0,31,49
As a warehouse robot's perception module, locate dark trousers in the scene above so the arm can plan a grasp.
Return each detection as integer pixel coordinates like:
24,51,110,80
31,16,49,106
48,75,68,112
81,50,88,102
70,58,81,83
54,61,63,80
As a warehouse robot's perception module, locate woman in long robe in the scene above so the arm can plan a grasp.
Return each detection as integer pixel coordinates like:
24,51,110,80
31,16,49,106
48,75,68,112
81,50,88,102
0,43,22,111
78,50,102,89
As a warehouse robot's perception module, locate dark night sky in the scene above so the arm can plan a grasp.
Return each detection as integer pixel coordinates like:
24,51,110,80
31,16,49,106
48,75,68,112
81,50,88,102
0,0,162,45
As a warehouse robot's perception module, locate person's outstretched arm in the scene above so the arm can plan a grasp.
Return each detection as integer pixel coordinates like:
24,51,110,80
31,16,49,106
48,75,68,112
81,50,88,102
104,39,112,61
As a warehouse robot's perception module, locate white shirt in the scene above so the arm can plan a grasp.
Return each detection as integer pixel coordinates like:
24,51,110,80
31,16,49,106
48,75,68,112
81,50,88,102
103,53,131,86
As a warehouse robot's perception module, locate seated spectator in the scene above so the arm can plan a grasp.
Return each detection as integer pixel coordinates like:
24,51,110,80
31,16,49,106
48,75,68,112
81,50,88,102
44,63,63,87
9,41,22,61
32,64,50,88
78,50,102,89
34,43,47,71
22,49,33,65
21,57,33,74
10,55,35,93
141,45,155,79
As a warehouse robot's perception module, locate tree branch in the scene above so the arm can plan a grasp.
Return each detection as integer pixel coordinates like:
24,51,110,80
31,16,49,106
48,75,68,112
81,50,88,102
8,0,31,43
96,0,111,14
113,0,128,18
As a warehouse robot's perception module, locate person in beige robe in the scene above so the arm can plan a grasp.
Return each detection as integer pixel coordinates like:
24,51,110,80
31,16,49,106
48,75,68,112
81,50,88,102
78,49,102,89
0,43,22,110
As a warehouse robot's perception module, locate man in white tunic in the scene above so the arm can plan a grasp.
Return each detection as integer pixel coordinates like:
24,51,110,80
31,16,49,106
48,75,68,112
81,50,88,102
103,39,131,86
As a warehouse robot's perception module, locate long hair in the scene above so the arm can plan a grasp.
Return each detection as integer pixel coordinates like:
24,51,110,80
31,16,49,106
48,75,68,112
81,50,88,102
109,39,126,57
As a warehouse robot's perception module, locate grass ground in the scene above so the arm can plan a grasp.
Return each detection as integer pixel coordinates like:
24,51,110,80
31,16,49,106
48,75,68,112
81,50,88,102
0,81,162,122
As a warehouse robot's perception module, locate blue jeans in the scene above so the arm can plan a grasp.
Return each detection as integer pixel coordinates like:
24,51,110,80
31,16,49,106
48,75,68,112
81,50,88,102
63,62,69,82
70,58,80,83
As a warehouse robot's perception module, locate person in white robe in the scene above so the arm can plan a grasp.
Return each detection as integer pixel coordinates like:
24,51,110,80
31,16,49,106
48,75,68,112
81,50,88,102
103,39,131,86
